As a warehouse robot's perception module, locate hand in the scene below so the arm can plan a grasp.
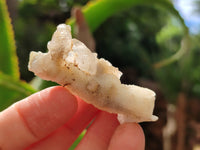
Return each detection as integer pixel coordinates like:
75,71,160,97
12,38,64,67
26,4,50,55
0,86,145,150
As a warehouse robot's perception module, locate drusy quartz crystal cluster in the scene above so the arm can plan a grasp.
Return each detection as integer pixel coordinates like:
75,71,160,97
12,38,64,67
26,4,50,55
28,24,158,123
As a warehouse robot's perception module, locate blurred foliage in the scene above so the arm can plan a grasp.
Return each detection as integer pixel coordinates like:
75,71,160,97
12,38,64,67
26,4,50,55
94,5,168,78
15,0,66,81
155,20,200,102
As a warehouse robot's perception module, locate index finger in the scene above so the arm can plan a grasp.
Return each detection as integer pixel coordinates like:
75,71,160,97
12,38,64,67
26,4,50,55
0,86,77,150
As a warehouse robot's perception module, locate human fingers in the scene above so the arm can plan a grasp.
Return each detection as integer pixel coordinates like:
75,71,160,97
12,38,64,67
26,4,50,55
75,111,119,150
27,97,99,150
108,123,145,150
0,86,77,150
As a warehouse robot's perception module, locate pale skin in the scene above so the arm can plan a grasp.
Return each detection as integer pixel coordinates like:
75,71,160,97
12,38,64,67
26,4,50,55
0,86,145,150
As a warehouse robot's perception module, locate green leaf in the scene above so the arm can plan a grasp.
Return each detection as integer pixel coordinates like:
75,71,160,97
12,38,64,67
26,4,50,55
67,0,142,33
69,130,86,150
0,0,19,78
67,0,187,33
0,72,37,110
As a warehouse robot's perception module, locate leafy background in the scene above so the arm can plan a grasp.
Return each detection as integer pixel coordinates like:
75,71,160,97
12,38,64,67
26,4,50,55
1,0,200,149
